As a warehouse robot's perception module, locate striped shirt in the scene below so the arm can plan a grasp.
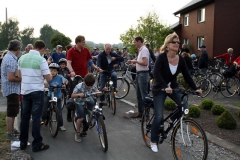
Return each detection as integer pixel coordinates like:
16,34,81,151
18,50,50,95
1,51,21,97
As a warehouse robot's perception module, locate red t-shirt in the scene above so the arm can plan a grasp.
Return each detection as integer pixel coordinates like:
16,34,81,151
67,46,91,77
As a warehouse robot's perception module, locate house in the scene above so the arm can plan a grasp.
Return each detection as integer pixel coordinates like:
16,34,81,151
171,0,240,63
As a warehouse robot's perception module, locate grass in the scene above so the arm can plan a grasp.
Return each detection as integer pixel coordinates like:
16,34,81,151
0,111,10,159
233,104,240,108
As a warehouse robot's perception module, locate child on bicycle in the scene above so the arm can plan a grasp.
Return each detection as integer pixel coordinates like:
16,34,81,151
71,73,106,143
42,63,68,131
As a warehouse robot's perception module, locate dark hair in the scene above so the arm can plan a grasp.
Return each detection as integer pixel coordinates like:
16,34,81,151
134,36,144,43
84,73,95,86
75,35,85,44
34,40,45,50
65,45,72,50
8,40,22,51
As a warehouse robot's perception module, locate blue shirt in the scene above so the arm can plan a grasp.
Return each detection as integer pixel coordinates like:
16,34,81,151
1,51,21,97
50,52,66,64
47,75,68,99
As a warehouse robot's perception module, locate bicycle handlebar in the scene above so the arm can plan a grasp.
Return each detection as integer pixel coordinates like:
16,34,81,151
83,91,103,98
161,88,200,96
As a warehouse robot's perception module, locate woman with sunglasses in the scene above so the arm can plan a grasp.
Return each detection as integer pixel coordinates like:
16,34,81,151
150,32,202,153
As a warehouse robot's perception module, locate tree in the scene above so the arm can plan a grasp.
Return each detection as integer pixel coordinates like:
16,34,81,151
0,18,20,50
40,24,54,49
50,34,71,49
20,27,34,48
120,12,172,53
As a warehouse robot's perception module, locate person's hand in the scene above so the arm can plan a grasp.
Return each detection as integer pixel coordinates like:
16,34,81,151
62,84,66,88
127,60,132,64
111,57,116,61
165,87,172,94
214,57,216,59
102,87,108,92
44,84,49,88
196,89,202,95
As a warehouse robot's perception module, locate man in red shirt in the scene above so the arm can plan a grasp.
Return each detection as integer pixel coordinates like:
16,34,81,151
67,35,99,122
214,48,234,67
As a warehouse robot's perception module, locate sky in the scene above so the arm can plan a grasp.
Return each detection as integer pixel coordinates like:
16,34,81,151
0,0,191,44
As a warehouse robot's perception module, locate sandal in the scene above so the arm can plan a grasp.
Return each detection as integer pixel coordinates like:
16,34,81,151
32,143,49,152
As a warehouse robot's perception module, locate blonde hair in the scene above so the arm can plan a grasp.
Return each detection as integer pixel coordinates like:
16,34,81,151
227,48,233,53
160,32,179,53
181,52,190,57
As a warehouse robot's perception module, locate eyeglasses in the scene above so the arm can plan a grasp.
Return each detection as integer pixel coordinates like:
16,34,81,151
170,41,180,44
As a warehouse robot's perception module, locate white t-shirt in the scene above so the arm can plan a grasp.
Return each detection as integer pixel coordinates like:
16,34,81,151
136,46,149,71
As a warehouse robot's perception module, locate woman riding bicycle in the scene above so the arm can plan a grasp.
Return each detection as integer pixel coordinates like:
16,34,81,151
150,32,202,153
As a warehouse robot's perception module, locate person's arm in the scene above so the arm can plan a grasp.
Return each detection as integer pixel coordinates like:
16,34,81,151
7,72,21,82
47,55,52,64
214,53,225,59
153,54,168,89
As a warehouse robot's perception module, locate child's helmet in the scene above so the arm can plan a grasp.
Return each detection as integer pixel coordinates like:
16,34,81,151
59,58,67,64
49,63,60,70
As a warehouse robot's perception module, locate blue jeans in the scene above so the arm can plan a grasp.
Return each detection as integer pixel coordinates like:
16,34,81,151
42,97,63,127
99,71,117,101
136,72,149,114
76,97,95,119
20,91,44,148
150,90,188,143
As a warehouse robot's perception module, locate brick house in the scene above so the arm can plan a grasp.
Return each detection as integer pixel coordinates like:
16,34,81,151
171,0,240,63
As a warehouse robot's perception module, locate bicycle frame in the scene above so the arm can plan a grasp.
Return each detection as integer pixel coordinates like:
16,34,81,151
119,64,137,88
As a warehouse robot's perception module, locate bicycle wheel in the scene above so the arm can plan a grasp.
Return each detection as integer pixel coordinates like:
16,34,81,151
60,91,66,110
88,111,95,129
72,107,77,131
196,78,211,98
141,106,154,147
171,118,208,160
49,103,59,138
115,78,130,99
208,72,223,87
97,115,108,152
220,77,238,98
110,89,116,115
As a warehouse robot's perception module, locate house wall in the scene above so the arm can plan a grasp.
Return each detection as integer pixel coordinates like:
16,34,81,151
179,3,215,58
213,0,240,58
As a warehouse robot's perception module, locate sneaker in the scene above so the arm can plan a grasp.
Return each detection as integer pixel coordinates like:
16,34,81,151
75,132,82,143
59,126,66,131
6,133,19,141
20,142,27,150
12,128,20,135
150,143,158,153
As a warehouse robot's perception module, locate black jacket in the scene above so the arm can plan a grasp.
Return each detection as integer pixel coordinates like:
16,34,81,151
198,51,209,69
152,53,197,96
97,51,124,72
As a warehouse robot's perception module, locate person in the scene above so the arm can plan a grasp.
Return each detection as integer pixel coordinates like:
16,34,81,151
198,45,209,73
150,32,202,153
18,40,52,152
214,48,235,68
91,47,99,65
154,48,159,58
116,48,122,56
22,44,33,55
42,63,68,131
43,48,51,61
1,40,22,141
65,44,72,57
180,44,189,54
47,45,66,64
146,44,156,63
181,52,194,75
71,73,106,142
128,36,150,118
97,43,124,103
191,54,198,68
58,58,70,80
66,35,100,122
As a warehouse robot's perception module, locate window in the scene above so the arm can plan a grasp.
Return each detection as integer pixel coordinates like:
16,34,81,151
183,39,189,45
197,37,204,49
198,8,205,22
184,14,189,26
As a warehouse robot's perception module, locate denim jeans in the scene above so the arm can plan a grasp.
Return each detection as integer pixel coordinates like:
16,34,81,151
99,71,117,101
150,90,188,143
76,97,95,119
136,72,149,114
20,91,44,148
42,97,63,127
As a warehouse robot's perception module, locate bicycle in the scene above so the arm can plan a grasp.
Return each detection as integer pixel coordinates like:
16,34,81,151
43,85,61,138
141,88,208,160
72,91,108,152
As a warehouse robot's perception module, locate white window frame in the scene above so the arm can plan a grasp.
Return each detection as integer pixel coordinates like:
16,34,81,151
183,39,189,45
184,14,189,26
198,8,205,23
197,37,204,50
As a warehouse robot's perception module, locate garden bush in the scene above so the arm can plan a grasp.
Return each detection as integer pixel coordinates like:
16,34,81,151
211,104,225,115
201,98,214,110
216,110,237,130
238,109,240,117
188,105,201,118
164,99,177,110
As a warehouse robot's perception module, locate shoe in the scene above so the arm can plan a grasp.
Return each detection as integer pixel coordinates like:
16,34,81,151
6,133,19,141
134,113,142,118
75,132,82,142
32,143,49,152
20,142,27,150
59,126,66,131
40,121,45,125
67,112,72,122
12,128,20,135
150,143,158,153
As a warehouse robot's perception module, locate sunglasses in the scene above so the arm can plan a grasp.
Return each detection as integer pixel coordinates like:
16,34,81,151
170,41,180,44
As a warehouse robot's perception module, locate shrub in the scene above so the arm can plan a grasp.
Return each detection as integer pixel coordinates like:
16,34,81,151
177,73,190,90
188,105,201,118
238,110,240,117
211,104,225,115
164,99,177,110
201,98,214,110
216,110,237,130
